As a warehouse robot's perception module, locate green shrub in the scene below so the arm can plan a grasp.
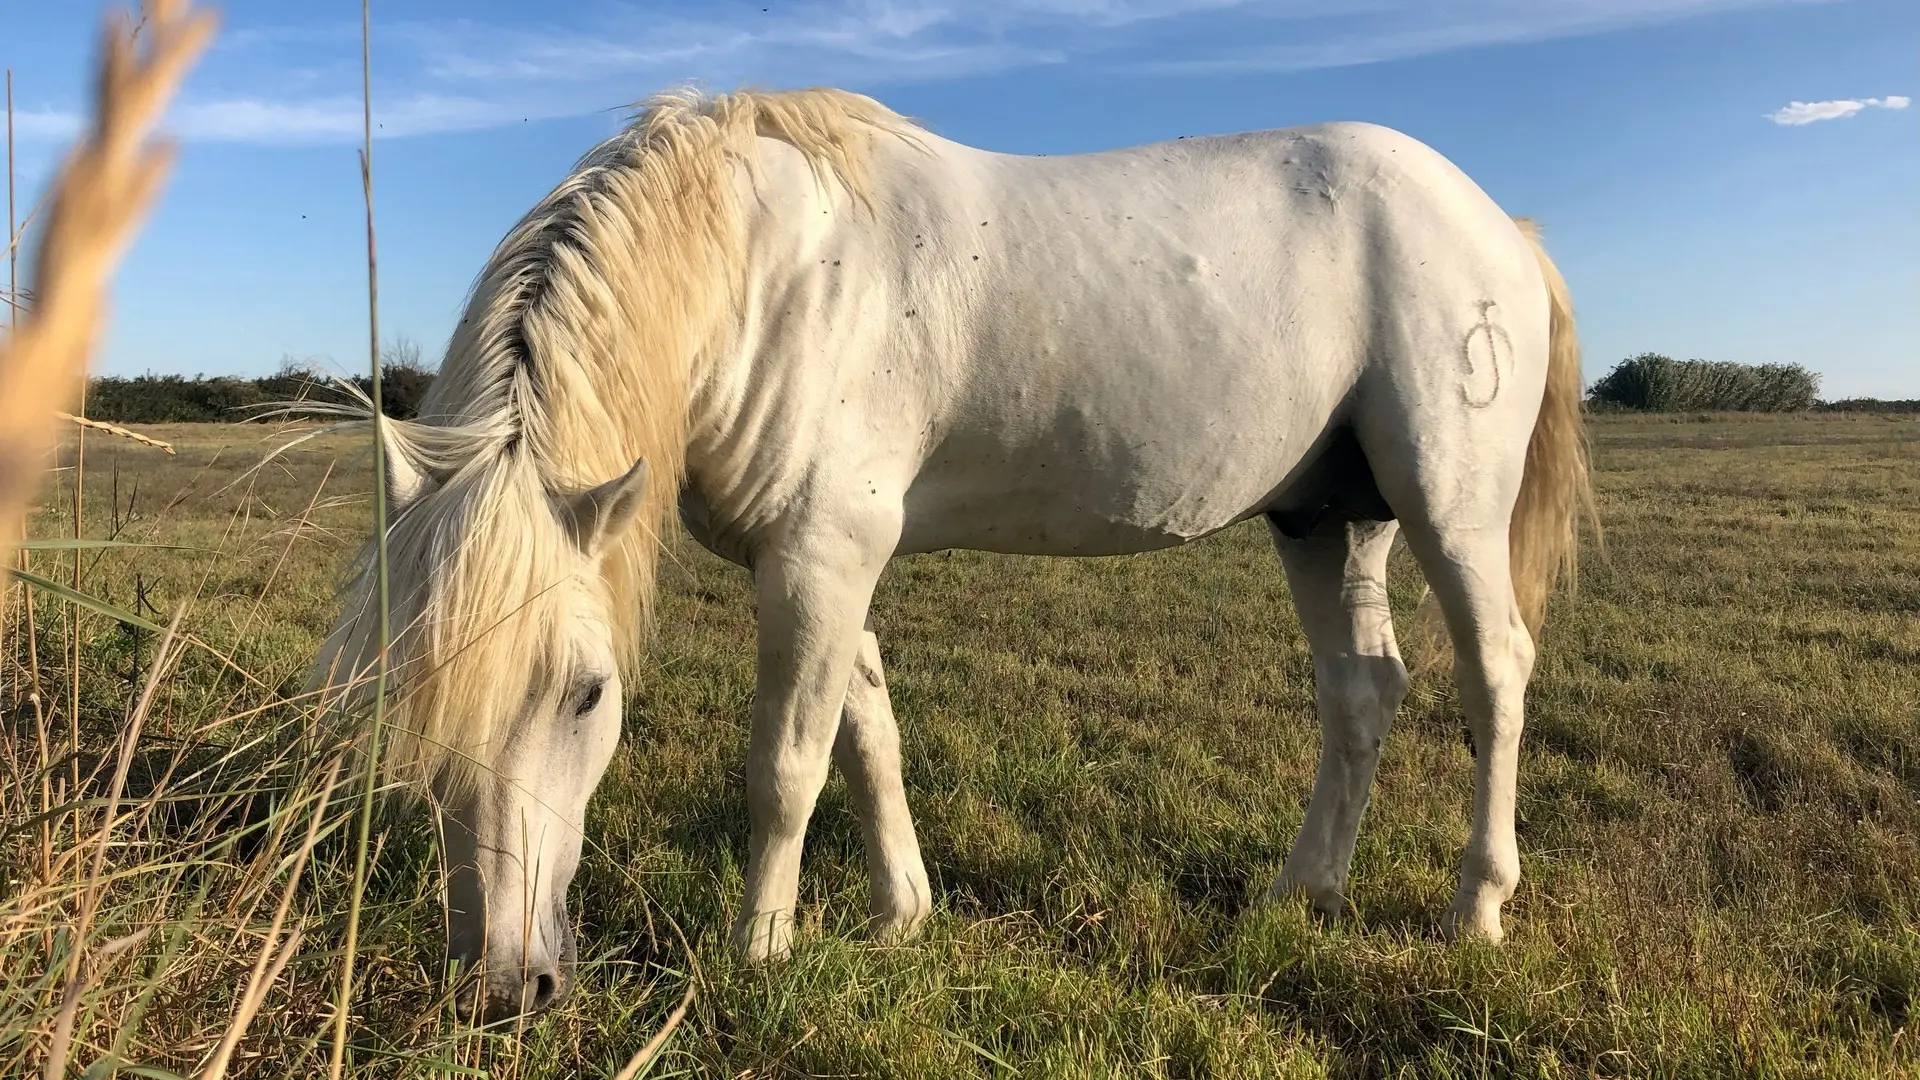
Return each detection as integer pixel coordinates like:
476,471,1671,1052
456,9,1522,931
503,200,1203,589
1821,398,1920,413
85,341,435,423
1587,353,1820,412
354,360,435,420
83,373,274,423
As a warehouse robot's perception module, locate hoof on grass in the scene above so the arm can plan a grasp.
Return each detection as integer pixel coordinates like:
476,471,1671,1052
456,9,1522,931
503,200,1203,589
1439,899,1506,945
1266,872,1349,921
733,912,797,965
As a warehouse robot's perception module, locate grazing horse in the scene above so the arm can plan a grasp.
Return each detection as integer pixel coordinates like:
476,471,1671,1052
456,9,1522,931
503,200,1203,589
310,87,1592,1022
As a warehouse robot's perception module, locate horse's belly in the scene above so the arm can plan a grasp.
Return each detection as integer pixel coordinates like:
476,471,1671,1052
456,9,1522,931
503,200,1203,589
899,431,1306,556
898,496,1254,557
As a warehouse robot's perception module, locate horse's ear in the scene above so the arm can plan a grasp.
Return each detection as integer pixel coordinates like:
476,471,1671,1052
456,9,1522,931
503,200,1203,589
559,458,650,556
379,419,435,511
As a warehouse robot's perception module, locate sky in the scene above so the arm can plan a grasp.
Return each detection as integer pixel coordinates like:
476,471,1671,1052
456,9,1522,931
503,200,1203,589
4,0,1916,398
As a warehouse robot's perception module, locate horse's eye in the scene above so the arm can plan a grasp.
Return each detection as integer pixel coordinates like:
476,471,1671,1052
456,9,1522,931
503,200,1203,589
576,682,604,716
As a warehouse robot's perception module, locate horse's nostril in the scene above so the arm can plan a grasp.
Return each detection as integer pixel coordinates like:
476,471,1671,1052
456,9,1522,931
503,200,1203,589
532,971,559,1010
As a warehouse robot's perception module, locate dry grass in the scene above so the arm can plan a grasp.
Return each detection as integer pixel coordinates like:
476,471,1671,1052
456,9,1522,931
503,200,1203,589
3,411,1916,1077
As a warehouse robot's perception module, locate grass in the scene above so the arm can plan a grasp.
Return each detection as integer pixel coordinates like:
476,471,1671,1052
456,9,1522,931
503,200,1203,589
4,410,1919,1077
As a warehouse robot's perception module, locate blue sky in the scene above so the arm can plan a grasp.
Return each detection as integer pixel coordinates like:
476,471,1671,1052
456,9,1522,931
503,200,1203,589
6,0,1916,397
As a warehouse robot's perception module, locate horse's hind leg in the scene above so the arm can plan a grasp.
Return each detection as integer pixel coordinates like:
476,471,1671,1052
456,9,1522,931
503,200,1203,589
1365,414,1536,942
1267,517,1409,916
1398,518,1534,942
832,616,932,941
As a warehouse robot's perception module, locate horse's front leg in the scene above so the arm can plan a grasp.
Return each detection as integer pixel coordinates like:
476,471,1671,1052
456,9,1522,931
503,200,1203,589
833,616,932,942
734,514,896,963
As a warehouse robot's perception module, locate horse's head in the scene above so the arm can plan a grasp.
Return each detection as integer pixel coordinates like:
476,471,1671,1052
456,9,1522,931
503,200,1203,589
310,422,651,1024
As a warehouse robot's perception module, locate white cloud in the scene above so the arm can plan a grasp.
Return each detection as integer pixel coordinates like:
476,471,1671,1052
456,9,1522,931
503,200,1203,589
12,0,1858,147
5,95,573,147
169,94,576,143
11,108,83,142
1767,95,1911,126
1129,0,1839,75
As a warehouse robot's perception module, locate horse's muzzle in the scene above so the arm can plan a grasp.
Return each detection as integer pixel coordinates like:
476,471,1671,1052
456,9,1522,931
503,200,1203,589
451,921,578,1026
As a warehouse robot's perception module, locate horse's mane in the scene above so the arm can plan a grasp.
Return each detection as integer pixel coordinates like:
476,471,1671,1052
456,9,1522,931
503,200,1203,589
311,87,910,792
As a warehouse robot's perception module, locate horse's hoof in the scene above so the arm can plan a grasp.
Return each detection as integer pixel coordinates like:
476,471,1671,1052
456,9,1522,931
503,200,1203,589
866,904,931,944
733,913,796,964
1267,871,1347,919
867,878,932,943
1439,900,1505,945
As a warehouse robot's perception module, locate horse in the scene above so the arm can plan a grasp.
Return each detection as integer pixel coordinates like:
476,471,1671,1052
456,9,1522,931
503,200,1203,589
309,86,1592,1023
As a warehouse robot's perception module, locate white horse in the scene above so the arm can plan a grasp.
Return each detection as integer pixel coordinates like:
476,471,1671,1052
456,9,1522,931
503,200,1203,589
310,87,1591,1023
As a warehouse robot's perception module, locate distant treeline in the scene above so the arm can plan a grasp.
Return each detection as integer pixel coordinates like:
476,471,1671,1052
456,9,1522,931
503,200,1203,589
83,369,433,423
1587,354,1819,413
82,370,428,423
83,345,435,424
1818,397,1920,413
1586,355,1916,414
74,349,1918,423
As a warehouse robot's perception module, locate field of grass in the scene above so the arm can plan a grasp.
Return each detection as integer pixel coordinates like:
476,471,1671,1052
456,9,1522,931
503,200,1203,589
5,411,1918,1078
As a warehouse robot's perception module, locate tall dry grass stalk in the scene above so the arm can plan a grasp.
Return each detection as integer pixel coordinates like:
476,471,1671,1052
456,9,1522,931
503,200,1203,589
7,66,17,725
0,0,215,595
327,1,392,1075
7,66,17,325
54,412,176,454
7,67,16,324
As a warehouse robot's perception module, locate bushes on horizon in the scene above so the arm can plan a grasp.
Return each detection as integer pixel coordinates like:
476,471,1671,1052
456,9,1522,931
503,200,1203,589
83,342,435,424
362,358,434,420
75,348,1905,423
1587,353,1820,413
85,372,278,423
1820,397,1920,413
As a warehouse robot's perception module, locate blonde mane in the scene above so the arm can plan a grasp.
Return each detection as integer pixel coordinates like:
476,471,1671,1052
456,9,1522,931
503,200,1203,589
314,88,910,791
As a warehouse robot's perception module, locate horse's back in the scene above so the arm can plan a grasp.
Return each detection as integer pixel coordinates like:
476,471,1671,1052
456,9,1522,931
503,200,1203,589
858,122,1541,556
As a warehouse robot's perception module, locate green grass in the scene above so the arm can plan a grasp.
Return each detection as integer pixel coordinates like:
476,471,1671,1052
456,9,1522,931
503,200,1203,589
5,412,1919,1077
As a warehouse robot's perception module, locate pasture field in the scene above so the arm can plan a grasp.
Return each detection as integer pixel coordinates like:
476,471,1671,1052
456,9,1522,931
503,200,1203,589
5,411,1919,1078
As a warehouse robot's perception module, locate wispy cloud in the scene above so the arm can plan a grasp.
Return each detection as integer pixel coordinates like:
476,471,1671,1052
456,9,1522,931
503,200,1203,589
12,0,1850,147
4,95,556,146
11,108,83,142
185,94,585,142
1767,95,1911,126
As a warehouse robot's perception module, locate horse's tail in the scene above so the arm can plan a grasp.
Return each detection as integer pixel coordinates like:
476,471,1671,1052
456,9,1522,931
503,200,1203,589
1415,218,1596,674
1506,217,1595,641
